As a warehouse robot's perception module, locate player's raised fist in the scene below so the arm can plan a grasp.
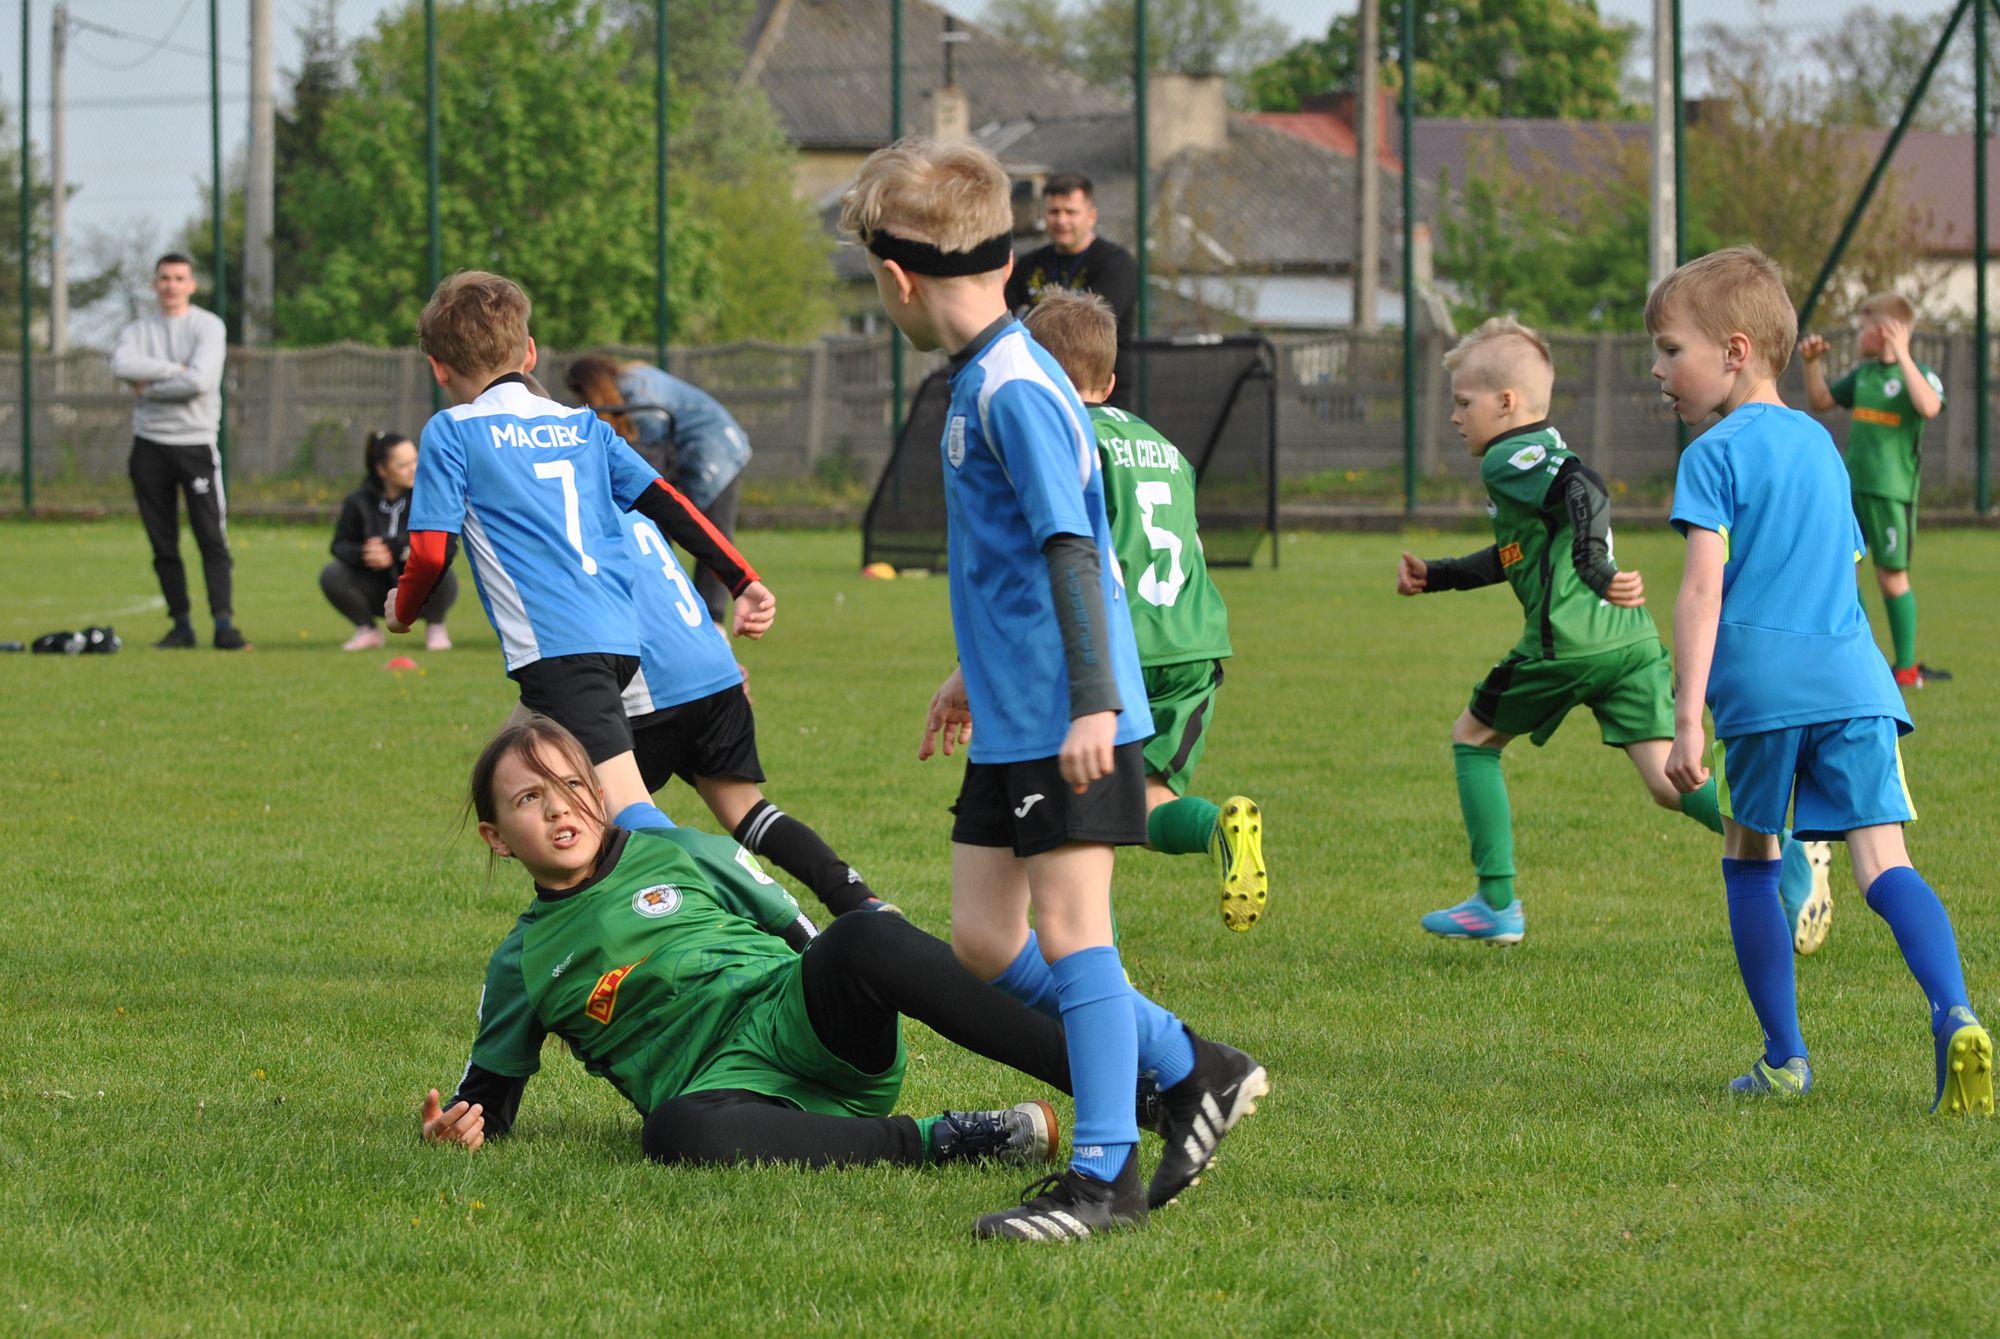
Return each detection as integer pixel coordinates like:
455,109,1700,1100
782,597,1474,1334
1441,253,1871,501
1396,551,1428,596
1798,334,1829,363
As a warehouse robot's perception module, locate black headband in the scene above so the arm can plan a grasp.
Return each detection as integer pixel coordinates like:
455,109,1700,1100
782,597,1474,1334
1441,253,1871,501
867,229,1014,277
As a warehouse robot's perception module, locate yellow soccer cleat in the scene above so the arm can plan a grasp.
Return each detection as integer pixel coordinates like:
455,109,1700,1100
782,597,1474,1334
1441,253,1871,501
1211,796,1267,933
1933,1009,1996,1117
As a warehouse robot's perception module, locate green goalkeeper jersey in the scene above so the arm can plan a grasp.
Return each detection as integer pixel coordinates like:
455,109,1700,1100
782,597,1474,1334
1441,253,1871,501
1090,405,1232,667
1830,359,1943,502
468,826,815,1115
1482,425,1655,661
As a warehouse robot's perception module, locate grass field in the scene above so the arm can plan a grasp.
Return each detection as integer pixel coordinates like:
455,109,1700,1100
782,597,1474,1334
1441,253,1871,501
4,519,1997,1336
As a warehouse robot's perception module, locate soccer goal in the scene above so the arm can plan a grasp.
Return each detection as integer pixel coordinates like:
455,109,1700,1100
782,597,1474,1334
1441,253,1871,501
862,335,1279,571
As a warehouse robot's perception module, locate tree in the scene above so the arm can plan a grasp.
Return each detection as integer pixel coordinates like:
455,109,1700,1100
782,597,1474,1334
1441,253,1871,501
1246,0,1637,120
984,0,1290,102
0,105,117,350
1805,7,1972,132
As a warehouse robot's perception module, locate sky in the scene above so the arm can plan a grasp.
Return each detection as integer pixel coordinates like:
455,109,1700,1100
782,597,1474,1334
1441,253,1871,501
0,0,1923,340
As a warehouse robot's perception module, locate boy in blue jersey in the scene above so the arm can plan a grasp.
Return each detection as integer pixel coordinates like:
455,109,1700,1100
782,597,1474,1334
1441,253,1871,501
841,139,1266,1240
388,271,775,834
1652,246,1992,1114
615,511,890,918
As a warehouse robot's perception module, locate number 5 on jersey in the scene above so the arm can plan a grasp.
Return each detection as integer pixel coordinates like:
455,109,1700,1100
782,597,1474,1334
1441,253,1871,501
1134,480,1186,607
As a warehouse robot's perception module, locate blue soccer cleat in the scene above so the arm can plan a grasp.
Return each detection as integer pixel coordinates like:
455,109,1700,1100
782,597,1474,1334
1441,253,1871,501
1932,1007,1995,1117
1729,1055,1812,1097
1420,893,1524,945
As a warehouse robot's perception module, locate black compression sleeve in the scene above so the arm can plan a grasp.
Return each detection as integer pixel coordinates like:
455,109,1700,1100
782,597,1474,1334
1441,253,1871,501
1557,461,1620,598
447,1063,529,1140
1423,546,1506,591
1042,532,1123,718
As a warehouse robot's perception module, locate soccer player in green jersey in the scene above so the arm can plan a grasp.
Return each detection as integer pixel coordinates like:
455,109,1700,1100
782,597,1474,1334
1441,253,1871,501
1397,317,1829,948
1021,292,1268,933
1800,292,1950,688
419,715,1086,1170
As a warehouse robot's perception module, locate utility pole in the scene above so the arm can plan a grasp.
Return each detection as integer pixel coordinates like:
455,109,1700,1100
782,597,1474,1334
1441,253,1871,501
1354,0,1380,332
49,3,67,354
1648,0,1677,292
245,0,275,343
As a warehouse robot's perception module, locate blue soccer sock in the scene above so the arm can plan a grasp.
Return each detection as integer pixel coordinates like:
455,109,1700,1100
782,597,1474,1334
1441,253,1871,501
1866,866,1971,1031
1724,858,1806,1065
1050,946,1139,1182
612,801,676,833
991,932,1062,1017
992,933,1197,1090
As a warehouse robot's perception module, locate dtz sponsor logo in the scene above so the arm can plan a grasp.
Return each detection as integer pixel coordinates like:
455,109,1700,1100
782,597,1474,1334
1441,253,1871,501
489,422,589,450
585,958,646,1024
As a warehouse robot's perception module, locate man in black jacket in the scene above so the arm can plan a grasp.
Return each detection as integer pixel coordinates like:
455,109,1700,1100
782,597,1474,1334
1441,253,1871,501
1005,173,1140,409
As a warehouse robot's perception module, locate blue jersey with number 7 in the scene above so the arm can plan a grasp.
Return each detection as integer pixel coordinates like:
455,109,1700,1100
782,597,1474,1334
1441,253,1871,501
409,375,658,670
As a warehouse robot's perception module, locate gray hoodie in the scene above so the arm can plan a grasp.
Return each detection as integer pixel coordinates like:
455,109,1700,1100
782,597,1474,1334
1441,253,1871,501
109,308,227,445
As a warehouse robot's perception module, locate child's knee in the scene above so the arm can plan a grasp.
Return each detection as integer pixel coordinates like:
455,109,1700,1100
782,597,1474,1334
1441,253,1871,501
642,1096,733,1165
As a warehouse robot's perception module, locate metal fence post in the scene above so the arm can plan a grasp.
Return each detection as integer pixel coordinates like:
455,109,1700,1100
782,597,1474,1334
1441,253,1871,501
209,0,229,482
21,0,34,513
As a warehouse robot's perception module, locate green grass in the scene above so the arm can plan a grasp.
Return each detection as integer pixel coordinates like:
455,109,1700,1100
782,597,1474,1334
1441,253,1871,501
3,522,1997,1335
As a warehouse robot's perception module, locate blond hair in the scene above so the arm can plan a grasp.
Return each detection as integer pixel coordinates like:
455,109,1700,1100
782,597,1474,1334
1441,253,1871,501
838,138,1013,256
1022,291,1117,392
1644,246,1797,378
1857,291,1917,326
1442,315,1554,411
418,270,531,377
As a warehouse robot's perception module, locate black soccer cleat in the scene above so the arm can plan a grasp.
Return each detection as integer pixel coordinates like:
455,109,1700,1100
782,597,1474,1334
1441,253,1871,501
974,1155,1147,1241
213,625,249,651
1147,1036,1269,1210
153,625,198,650
930,1101,1059,1167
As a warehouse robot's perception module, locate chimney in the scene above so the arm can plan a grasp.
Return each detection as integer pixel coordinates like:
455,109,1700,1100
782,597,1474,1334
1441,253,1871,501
931,84,970,141
1303,88,1400,166
1147,72,1228,169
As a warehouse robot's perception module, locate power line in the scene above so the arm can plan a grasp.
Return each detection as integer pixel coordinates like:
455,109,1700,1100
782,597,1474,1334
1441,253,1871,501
68,0,246,72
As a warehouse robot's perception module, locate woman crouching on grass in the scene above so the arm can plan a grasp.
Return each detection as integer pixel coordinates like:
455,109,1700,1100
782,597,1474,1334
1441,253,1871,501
419,715,1072,1170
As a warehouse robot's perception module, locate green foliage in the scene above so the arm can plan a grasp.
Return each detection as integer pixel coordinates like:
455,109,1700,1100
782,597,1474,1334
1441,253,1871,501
1246,0,1637,119
6,523,2000,1332
0,105,118,350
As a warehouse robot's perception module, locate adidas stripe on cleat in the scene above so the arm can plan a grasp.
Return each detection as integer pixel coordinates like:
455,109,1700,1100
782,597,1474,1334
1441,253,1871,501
1933,1008,1995,1117
1147,1037,1268,1209
1212,797,1268,932
973,1155,1146,1241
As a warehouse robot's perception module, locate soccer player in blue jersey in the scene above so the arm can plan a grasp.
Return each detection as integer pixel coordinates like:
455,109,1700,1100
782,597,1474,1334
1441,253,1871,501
387,271,774,835
615,512,890,917
1652,246,1992,1114
841,139,1267,1240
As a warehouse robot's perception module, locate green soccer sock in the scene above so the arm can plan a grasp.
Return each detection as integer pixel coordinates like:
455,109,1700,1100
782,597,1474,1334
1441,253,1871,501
915,1114,941,1162
1679,779,1725,835
1883,589,1918,670
1148,795,1223,855
1453,743,1516,910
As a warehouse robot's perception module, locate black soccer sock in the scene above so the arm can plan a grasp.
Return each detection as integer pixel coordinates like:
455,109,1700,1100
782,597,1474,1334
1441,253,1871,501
734,799,876,916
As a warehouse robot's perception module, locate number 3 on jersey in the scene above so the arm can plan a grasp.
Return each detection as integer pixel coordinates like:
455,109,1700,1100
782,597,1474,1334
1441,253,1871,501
1134,480,1186,607
631,519,705,627
533,459,599,575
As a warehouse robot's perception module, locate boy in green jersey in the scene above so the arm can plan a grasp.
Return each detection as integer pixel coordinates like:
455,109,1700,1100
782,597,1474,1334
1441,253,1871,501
1800,291,1950,688
1022,292,1268,933
1397,317,1828,947
419,716,1084,1169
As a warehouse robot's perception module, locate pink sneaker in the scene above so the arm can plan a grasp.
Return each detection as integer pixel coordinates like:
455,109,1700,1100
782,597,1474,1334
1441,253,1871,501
425,624,453,652
342,626,386,652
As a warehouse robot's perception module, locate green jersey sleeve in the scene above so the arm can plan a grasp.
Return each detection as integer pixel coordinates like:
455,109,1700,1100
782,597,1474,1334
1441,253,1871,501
1828,367,1857,409
468,921,547,1078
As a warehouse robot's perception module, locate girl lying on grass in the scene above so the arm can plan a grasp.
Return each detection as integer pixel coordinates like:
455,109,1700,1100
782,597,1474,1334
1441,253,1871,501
418,715,1071,1169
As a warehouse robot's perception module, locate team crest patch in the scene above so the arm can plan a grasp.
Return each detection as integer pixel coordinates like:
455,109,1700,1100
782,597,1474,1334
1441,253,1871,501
632,884,683,918
585,959,644,1025
1884,377,1902,398
1499,542,1524,568
1508,444,1547,470
947,416,967,469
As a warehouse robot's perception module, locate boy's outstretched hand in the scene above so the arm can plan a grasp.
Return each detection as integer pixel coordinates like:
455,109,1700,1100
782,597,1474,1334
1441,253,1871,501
1665,723,1711,794
420,1089,484,1151
1058,711,1117,794
1605,569,1645,607
732,581,776,639
919,666,973,761
1395,551,1428,596
1798,334,1829,363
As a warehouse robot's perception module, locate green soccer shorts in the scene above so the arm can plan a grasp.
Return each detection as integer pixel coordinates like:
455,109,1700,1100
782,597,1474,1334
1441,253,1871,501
1853,491,1915,572
1467,641,1674,748
683,963,906,1118
1142,659,1224,795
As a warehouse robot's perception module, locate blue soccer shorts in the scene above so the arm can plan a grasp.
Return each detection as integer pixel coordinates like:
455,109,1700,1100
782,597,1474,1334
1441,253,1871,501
1713,716,1916,841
